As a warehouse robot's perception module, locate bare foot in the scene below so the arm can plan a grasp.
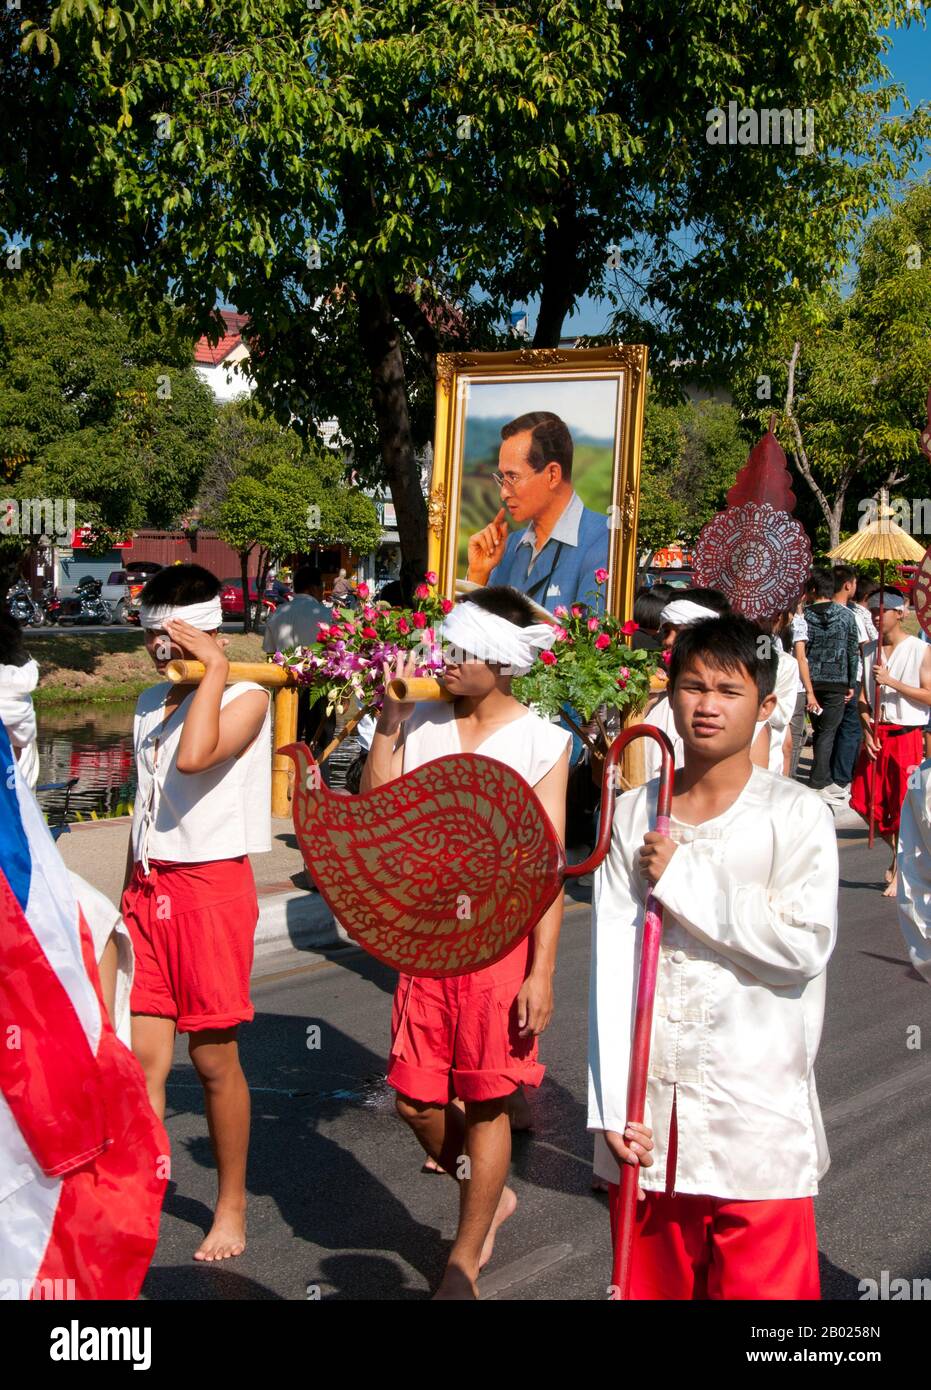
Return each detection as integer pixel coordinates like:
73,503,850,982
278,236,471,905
507,1088,533,1132
421,1156,445,1174
885,864,895,884
479,1184,517,1270
432,1266,478,1300
193,1201,247,1261
882,871,898,899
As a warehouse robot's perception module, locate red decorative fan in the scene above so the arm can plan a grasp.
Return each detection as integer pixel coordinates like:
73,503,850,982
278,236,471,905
912,542,931,640
695,423,811,620
283,728,674,977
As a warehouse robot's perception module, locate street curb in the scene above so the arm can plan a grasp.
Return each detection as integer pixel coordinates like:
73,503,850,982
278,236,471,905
254,889,350,956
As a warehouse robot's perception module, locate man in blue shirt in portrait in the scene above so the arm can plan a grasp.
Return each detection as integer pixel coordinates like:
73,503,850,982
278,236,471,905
466,411,610,614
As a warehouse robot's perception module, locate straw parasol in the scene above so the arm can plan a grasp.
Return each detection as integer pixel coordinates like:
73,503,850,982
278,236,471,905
828,490,926,846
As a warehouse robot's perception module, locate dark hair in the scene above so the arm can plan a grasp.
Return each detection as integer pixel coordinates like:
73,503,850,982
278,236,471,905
140,563,220,608
461,584,537,629
501,411,573,481
668,613,777,702
0,606,29,666
293,565,321,592
680,587,730,615
832,564,857,593
806,567,835,601
378,580,405,606
633,586,673,633
855,576,878,604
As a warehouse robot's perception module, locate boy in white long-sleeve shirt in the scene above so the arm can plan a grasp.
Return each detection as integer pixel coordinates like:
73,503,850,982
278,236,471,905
589,613,839,1299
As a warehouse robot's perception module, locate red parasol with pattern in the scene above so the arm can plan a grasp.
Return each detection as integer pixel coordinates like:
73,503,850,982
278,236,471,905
694,418,812,619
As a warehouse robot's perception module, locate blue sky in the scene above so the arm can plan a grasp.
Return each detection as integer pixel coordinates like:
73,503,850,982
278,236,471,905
542,19,931,338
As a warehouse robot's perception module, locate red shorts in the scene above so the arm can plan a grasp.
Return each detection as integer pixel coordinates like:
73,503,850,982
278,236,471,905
850,723,923,837
386,937,544,1105
121,857,258,1033
608,1186,820,1300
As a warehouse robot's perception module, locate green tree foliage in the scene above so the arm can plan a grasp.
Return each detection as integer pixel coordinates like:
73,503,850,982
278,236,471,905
0,272,215,577
208,401,380,630
2,0,927,585
733,182,931,549
638,397,748,550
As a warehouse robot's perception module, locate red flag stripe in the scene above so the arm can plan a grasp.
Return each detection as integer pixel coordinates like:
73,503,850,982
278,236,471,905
0,867,108,1177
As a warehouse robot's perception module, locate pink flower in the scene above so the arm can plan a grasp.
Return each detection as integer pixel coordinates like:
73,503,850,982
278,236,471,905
414,583,429,599
594,633,611,650
412,611,427,628
317,623,331,638
619,666,630,680
553,627,569,642
397,617,410,635
357,582,370,599
425,571,438,585
539,650,557,666
571,605,583,618
587,617,600,632
441,598,453,614
595,567,609,584
361,626,378,639
363,605,378,620
661,649,672,666
554,605,568,618
343,622,356,634
621,620,639,637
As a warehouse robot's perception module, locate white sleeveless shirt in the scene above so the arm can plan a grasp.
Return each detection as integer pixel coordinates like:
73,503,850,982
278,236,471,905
862,635,928,727
401,701,571,786
131,681,272,872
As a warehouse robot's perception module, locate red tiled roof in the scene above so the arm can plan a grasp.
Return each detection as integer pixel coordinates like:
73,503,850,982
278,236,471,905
193,309,250,366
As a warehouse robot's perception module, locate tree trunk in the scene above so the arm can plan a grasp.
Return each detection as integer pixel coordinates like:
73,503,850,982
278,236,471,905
533,188,586,349
356,285,428,602
240,547,253,634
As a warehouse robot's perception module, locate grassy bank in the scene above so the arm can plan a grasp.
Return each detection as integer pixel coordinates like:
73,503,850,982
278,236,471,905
28,629,267,707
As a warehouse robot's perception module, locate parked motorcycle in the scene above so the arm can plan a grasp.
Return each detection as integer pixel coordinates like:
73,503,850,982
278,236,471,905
54,576,113,626
6,579,45,627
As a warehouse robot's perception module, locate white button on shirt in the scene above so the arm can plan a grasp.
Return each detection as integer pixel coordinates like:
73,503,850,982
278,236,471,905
589,765,839,1199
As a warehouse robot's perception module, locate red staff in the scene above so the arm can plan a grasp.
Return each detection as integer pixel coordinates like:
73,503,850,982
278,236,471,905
583,726,675,1301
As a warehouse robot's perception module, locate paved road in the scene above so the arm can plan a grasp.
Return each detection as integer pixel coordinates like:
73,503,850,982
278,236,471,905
142,831,931,1301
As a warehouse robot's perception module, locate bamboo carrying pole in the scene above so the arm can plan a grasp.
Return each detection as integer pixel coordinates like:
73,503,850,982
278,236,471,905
165,660,300,817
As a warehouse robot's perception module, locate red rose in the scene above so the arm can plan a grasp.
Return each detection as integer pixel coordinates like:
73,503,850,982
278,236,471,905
539,650,557,666
425,571,438,585
594,633,611,650
621,620,639,636
595,567,609,584
412,611,427,628
397,617,410,635
441,598,453,614
357,582,370,599
571,605,583,618
661,649,671,666
414,583,429,599
361,626,378,639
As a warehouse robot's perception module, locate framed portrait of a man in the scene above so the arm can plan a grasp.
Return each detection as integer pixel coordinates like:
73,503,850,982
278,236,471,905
427,346,647,618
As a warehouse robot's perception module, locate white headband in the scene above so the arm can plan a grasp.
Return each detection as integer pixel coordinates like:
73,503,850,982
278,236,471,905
139,598,224,631
660,600,720,627
442,601,556,674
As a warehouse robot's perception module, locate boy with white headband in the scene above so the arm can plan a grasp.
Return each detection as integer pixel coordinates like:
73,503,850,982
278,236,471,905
124,564,271,1262
362,586,571,1299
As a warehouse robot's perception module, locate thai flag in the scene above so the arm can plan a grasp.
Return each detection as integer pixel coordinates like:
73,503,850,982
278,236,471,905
0,723,167,1300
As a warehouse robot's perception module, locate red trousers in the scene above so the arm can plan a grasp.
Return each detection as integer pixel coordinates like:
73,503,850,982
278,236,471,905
608,1099,820,1299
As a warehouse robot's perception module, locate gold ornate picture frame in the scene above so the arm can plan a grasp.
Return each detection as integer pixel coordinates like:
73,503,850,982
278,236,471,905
427,345,647,619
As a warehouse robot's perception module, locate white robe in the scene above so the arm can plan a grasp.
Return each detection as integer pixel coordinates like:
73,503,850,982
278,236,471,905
588,765,839,1198
897,759,931,983
0,658,39,789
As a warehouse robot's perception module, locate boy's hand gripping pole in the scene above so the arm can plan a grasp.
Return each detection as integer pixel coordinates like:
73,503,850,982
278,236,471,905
598,725,675,1301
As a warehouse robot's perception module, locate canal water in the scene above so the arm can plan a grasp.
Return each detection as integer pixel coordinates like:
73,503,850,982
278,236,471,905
35,702,137,825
